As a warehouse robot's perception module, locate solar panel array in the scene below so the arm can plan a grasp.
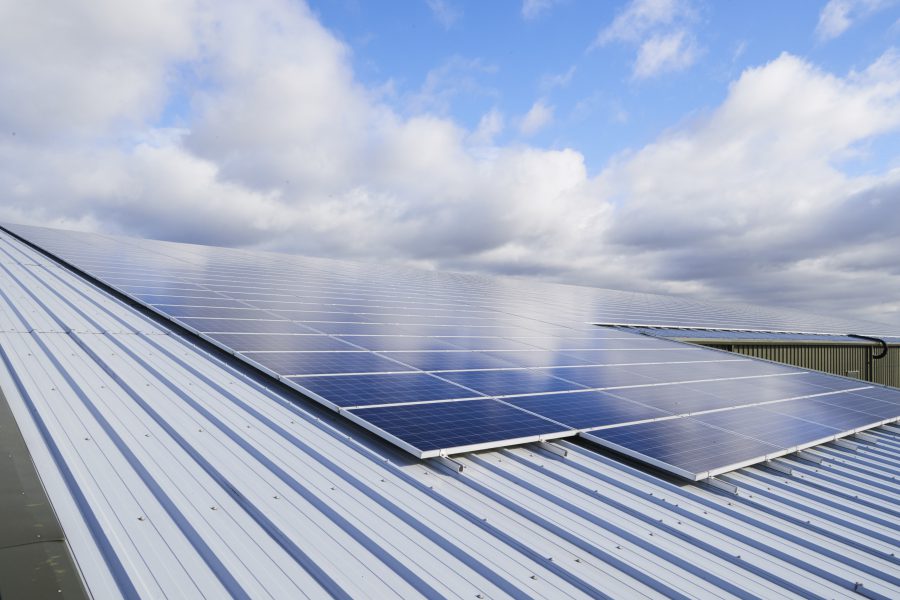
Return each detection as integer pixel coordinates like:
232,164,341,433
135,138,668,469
7,222,900,480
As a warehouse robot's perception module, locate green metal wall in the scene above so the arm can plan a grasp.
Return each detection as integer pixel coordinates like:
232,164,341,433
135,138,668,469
699,343,900,388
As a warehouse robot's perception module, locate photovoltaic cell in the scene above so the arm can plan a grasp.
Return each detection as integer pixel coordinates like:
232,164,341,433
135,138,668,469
477,350,596,368
679,374,828,405
348,399,573,457
605,384,737,414
813,393,900,419
583,384,899,478
506,391,671,430
437,369,586,397
336,336,462,351
583,419,782,479
692,407,839,448
535,366,656,390
135,294,247,308
242,351,414,376
851,386,900,405
374,351,518,372
178,318,314,334
206,333,358,352
436,337,541,351
287,372,482,408
760,397,889,431
8,221,900,476
273,311,374,323
158,306,276,320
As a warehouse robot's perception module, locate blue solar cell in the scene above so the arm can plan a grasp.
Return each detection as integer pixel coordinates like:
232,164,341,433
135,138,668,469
681,374,826,405
206,333,356,352
336,336,461,351
437,369,583,397
438,337,540,351
560,348,708,364
309,322,415,335
120,284,210,295
243,300,344,311
158,305,276,320
288,372,481,408
242,351,413,375
134,294,246,308
480,350,593,368
693,407,839,448
402,325,550,337
537,366,655,390
273,310,373,323
761,397,887,430
506,391,671,429
348,399,573,455
815,393,900,419
217,291,297,301
105,276,191,288
583,419,781,479
622,360,781,383
851,386,900,405
607,384,738,413
796,372,872,392
376,351,518,372
178,317,313,334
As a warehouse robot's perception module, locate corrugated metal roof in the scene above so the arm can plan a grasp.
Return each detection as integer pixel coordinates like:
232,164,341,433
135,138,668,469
0,229,898,599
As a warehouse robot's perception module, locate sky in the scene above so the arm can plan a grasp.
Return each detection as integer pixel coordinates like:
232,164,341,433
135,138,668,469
1,0,900,325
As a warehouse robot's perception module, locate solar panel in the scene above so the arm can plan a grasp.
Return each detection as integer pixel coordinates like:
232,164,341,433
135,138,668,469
347,399,573,457
437,368,588,397
6,221,900,478
287,372,482,408
582,386,900,480
241,351,414,376
581,418,783,479
506,391,671,429
179,318,314,334
374,351,519,372
206,333,358,352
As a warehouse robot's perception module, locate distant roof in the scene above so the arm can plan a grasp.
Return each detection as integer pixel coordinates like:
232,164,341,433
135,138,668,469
0,226,899,598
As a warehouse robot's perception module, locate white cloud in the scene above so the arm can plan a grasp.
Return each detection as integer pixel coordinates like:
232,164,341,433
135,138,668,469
2,1,900,326
633,30,698,79
817,0,854,40
0,0,199,139
407,56,498,115
518,100,555,136
539,65,577,92
600,50,900,319
426,0,461,29
470,108,504,145
521,0,562,20
595,0,686,44
593,0,699,79
816,0,895,41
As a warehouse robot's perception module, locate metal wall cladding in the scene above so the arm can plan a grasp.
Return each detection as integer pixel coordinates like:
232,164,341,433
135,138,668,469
702,343,900,388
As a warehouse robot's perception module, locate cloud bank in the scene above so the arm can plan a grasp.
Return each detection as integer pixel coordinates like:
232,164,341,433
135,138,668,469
2,0,900,325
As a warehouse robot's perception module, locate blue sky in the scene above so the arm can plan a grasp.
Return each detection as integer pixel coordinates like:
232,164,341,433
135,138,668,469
306,0,900,172
2,0,900,325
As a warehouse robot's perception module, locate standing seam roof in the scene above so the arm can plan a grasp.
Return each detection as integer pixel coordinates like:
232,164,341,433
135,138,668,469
0,230,898,599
